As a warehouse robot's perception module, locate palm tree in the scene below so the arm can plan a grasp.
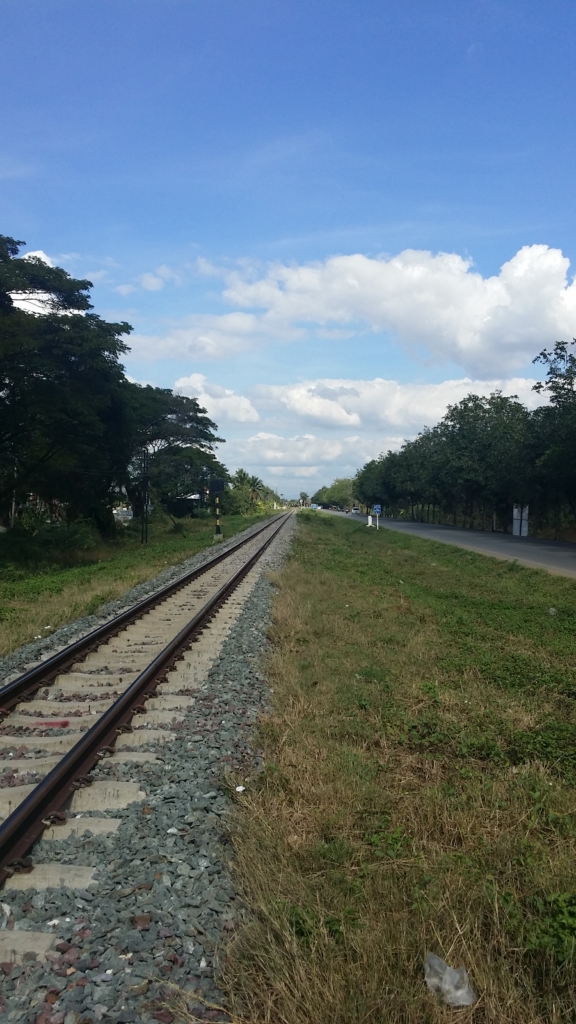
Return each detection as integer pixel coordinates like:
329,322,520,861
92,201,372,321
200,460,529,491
232,468,251,488
248,475,264,503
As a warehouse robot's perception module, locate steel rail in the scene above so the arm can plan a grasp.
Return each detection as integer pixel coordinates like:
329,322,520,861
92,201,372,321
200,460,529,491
0,512,290,882
0,513,287,713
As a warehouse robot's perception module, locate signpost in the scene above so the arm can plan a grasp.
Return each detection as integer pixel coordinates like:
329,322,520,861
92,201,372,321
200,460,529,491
373,504,381,530
512,504,529,537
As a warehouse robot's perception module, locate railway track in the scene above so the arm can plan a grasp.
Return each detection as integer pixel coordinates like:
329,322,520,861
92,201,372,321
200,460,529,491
0,512,291,891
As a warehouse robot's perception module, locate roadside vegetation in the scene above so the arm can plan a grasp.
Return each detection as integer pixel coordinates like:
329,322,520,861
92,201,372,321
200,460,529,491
224,512,576,1023
0,512,269,657
312,476,355,510
354,341,576,539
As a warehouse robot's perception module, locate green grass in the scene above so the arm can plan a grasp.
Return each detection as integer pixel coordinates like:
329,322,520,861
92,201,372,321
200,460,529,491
0,513,270,656
221,511,576,1024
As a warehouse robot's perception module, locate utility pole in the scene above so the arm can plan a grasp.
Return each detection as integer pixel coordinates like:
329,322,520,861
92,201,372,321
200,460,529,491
10,458,16,529
140,449,149,544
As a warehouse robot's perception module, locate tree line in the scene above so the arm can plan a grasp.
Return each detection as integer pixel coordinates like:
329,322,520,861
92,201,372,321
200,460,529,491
353,342,576,536
312,478,355,510
0,234,278,536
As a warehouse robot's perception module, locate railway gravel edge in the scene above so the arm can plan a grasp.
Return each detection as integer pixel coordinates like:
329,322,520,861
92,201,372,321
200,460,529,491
0,515,296,1024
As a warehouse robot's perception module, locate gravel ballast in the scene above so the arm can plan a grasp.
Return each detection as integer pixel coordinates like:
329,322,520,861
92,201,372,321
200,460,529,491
0,516,295,1024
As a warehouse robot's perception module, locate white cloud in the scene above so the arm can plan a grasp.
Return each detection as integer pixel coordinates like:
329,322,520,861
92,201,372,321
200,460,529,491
22,249,54,266
113,265,183,296
254,375,544,431
266,465,320,479
138,265,183,292
127,245,576,374
224,430,376,477
140,272,165,292
175,373,259,423
125,373,158,388
208,372,549,494
220,245,576,375
129,310,296,361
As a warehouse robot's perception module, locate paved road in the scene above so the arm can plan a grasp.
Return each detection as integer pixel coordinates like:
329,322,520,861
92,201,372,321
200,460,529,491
326,510,576,579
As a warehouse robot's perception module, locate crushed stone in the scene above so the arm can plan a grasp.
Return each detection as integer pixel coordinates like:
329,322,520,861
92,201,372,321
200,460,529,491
0,516,295,1024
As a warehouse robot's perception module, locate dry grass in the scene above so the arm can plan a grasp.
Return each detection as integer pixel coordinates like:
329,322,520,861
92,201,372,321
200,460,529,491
220,512,576,1023
0,566,175,656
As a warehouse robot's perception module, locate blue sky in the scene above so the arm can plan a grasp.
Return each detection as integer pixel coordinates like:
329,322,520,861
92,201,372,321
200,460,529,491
2,0,576,495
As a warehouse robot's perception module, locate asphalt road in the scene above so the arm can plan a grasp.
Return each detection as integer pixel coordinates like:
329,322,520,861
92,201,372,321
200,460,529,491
326,510,576,580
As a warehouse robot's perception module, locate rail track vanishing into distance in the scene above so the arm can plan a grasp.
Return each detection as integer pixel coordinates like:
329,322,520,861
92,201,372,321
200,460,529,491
0,513,291,890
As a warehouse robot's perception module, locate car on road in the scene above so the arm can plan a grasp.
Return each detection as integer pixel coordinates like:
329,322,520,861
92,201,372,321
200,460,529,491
351,507,360,514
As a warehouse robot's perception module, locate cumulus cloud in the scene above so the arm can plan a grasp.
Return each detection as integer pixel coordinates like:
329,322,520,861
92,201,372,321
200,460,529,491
212,372,549,492
175,373,259,423
114,265,182,296
139,265,181,291
220,245,576,375
224,431,378,480
129,311,298,361
129,245,576,374
22,250,54,266
254,375,544,431
140,272,165,292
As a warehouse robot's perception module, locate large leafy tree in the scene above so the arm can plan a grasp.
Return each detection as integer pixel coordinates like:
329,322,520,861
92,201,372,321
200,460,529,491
0,234,225,531
531,341,576,526
0,235,133,528
125,386,224,516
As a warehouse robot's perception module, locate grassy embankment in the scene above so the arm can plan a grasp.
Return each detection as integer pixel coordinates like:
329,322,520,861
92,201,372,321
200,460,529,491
223,511,576,1024
0,514,269,658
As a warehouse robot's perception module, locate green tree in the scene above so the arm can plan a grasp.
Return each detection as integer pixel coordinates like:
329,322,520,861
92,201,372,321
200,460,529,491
124,385,223,517
312,477,354,509
355,392,533,531
229,469,278,512
0,234,225,532
531,341,576,529
248,475,264,502
0,235,133,530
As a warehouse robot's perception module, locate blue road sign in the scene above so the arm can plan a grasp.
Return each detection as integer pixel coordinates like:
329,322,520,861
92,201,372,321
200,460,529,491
373,504,382,514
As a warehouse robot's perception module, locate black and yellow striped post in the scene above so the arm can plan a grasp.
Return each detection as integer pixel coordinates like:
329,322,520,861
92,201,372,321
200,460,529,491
210,477,224,540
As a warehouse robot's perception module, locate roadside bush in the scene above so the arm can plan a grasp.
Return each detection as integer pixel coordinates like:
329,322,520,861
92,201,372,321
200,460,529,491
0,520,98,563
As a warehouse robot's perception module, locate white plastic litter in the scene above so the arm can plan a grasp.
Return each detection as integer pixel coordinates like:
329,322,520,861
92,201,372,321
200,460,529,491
424,952,477,1007
235,785,246,792
166,827,179,834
